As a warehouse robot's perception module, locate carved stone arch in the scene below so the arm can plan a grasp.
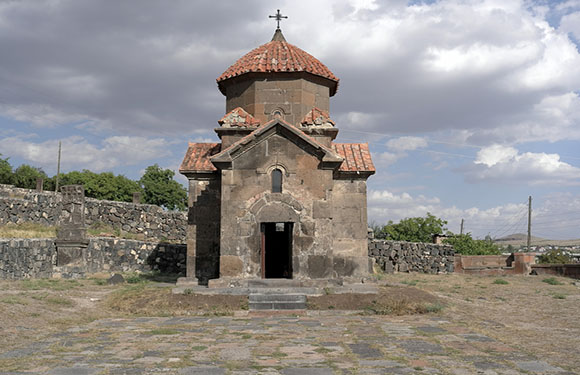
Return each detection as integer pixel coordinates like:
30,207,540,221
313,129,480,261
256,203,299,223
249,193,303,222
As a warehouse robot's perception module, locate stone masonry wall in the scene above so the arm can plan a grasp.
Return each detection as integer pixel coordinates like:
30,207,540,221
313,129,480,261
0,238,186,279
369,239,454,274
0,184,187,242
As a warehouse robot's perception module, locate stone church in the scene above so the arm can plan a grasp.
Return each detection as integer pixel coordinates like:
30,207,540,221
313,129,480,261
179,26,375,285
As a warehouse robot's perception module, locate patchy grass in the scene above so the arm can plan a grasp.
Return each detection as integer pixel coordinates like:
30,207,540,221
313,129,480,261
87,221,145,241
0,296,28,305
105,284,246,317
0,222,57,238
542,277,564,286
552,294,567,300
492,278,509,285
20,279,81,291
146,328,180,335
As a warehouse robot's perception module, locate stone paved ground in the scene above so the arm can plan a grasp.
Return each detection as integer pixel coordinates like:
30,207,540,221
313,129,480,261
0,313,576,375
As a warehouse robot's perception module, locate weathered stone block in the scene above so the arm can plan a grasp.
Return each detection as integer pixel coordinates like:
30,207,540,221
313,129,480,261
312,200,332,219
219,255,243,277
307,255,333,278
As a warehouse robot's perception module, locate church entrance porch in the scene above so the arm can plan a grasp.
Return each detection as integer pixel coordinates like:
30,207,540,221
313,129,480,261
261,222,293,279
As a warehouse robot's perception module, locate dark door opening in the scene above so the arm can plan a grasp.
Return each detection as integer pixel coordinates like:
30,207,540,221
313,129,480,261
261,222,293,279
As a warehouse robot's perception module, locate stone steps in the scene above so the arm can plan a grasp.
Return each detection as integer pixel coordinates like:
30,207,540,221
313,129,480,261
248,293,307,310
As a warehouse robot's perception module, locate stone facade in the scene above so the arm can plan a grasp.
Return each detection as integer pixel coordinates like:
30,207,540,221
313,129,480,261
0,238,186,279
224,75,331,127
368,240,455,274
180,29,375,284
0,184,186,242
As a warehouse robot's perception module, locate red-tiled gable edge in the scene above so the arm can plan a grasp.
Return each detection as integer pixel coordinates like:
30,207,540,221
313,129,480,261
180,143,221,172
219,107,261,127
300,107,335,127
217,39,339,86
333,143,376,173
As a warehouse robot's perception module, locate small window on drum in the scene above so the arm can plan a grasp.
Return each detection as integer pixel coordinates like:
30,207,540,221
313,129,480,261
272,169,282,193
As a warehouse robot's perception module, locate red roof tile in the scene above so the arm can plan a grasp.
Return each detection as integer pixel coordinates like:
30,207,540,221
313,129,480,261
332,143,376,173
217,30,339,95
300,107,335,127
219,107,261,127
179,143,221,173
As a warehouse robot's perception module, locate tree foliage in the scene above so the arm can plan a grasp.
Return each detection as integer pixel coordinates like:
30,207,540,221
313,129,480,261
139,164,187,210
0,155,188,210
59,170,141,202
537,249,575,264
443,233,501,255
12,164,49,189
0,154,13,185
374,213,448,242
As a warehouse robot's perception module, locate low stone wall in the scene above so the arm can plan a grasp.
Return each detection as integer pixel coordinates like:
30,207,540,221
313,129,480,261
0,238,186,279
454,253,536,276
531,264,580,279
0,184,187,242
368,240,454,274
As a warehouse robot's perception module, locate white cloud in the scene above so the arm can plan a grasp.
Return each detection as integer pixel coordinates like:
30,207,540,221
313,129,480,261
368,189,580,240
474,144,518,167
0,135,172,173
464,145,580,185
368,188,530,238
0,104,94,128
560,11,580,41
386,136,427,153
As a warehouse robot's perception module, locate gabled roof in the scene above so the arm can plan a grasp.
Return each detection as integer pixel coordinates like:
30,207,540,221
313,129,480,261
218,107,261,128
179,142,221,173
210,117,343,169
300,107,335,128
333,143,376,174
217,29,339,96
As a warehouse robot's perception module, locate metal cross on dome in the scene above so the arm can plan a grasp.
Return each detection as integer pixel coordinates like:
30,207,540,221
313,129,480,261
269,9,288,30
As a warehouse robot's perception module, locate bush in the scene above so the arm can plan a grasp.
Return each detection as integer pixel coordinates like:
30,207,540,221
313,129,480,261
374,213,447,242
537,249,574,264
443,233,501,255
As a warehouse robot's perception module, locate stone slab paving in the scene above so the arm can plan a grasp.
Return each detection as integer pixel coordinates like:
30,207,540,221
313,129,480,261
0,314,576,375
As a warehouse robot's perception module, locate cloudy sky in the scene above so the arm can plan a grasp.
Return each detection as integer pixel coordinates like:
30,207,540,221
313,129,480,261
1,0,579,240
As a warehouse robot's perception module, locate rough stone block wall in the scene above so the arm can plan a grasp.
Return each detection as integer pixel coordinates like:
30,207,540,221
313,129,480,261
368,240,454,274
0,238,186,279
0,185,61,226
0,238,56,279
0,185,187,242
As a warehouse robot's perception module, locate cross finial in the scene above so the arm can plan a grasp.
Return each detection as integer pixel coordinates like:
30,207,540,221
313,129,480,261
269,9,288,30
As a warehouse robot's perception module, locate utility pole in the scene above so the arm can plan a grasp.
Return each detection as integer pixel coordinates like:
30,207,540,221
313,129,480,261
527,195,532,251
55,141,61,193
460,218,464,235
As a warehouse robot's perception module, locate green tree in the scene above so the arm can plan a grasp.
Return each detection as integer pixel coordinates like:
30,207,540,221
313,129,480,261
537,249,574,264
12,164,48,189
59,170,141,202
443,233,501,255
376,213,448,242
0,154,13,184
139,164,187,210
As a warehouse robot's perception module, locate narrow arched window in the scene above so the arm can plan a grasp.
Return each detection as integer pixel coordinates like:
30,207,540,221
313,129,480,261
272,169,282,193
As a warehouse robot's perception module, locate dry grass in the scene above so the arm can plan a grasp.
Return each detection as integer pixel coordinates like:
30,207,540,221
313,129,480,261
0,223,57,238
384,272,580,372
1,273,578,371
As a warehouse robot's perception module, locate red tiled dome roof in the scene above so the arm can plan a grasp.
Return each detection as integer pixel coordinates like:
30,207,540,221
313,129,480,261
217,30,339,96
